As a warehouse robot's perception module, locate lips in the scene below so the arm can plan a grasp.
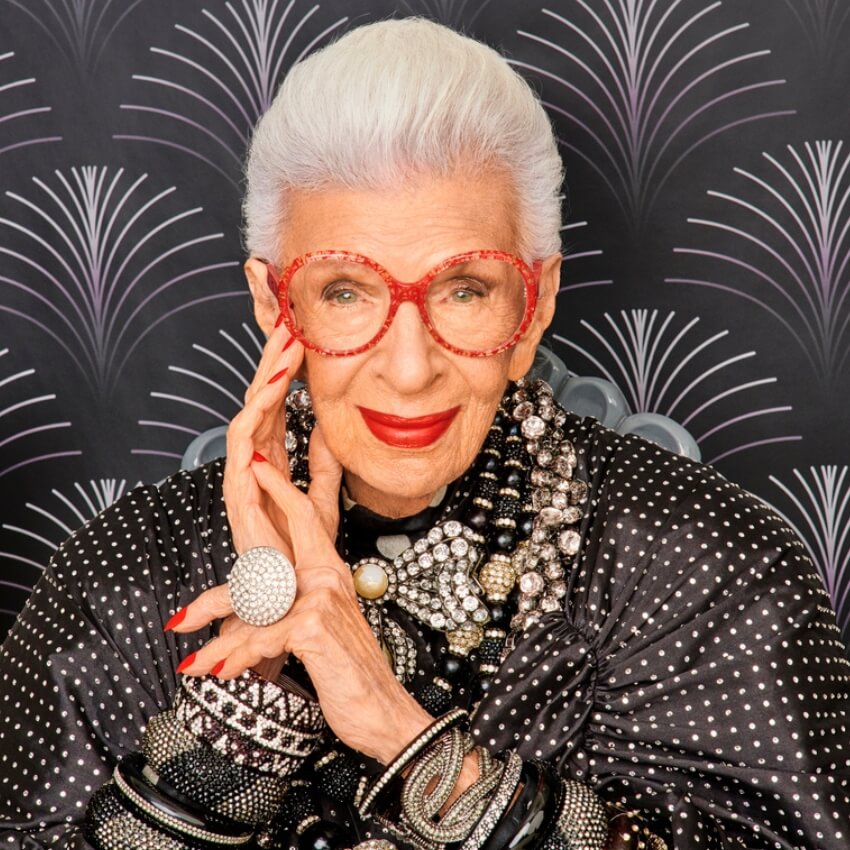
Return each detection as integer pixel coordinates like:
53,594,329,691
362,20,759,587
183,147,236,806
357,405,460,448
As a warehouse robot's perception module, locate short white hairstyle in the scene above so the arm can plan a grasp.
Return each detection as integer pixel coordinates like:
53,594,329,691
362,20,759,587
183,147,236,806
243,17,564,264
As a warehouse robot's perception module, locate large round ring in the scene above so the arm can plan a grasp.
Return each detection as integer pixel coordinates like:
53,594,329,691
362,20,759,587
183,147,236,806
228,546,297,627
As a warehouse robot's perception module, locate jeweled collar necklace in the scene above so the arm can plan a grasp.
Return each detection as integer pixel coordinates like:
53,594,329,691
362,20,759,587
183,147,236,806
284,377,588,670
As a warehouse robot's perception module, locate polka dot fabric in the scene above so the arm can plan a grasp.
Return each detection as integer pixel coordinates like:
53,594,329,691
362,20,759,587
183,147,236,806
0,462,234,847
1,411,848,848
472,414,850,849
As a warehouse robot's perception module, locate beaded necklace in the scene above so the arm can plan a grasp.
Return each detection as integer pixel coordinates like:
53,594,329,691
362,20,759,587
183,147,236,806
284,376,587,711
273,377,588,844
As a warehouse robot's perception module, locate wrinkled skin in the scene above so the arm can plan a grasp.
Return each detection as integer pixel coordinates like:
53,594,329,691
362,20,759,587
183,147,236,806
170,167,561,769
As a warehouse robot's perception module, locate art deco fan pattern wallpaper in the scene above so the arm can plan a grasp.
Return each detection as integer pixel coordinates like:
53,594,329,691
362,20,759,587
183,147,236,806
0,0,848,649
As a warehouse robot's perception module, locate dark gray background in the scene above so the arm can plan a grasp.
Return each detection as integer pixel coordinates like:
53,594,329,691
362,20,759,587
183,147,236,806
1,0,848,646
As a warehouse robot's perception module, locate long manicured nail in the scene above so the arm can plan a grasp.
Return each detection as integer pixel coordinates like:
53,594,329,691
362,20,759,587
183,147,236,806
211,659,226,676
176,652,197,674
164,607,187,631
274,312,284,328
282,336,295,353
252,450,267,463
268,367,288,384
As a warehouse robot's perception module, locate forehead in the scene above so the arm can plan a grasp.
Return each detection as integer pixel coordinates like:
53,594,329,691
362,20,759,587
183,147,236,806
279,168,520,278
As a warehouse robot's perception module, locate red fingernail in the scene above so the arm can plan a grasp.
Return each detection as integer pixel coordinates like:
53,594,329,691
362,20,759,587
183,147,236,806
211,659,226,676
274,312,284,328
268,368,288,384
164,608,187,631
282,336,295,353
252,450,267,463
176,652,197,674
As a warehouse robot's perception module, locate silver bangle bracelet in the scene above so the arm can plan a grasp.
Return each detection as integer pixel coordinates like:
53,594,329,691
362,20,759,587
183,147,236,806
458,751,524,850
357,707,468,817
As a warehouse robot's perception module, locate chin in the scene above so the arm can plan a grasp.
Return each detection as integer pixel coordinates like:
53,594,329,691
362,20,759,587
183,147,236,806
374,453,456,494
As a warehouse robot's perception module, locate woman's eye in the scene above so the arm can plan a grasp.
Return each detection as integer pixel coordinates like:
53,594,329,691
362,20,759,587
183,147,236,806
451,288,477,302
449,279,488,302
322,283,359,304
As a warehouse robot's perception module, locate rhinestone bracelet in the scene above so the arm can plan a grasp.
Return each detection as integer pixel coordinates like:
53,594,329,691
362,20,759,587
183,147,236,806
357,707,469,817
86,783,197,850
112,757,254,846
399,730,504,846
478,759,560,850
458,751,523,850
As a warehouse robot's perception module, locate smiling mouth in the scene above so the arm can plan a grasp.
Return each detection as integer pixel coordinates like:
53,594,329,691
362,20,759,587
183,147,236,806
357,406,460,448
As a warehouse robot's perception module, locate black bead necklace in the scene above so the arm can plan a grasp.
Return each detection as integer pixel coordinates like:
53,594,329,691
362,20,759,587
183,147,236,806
272,378,587,849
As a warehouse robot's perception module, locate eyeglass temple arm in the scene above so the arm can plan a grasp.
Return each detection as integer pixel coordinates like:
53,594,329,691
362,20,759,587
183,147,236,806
257,259,279,297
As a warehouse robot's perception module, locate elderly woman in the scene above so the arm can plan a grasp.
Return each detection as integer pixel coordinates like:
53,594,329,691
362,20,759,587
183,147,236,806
1,16,848,850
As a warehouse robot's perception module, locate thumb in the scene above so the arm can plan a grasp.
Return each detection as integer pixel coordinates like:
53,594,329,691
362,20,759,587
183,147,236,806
307,422,343,539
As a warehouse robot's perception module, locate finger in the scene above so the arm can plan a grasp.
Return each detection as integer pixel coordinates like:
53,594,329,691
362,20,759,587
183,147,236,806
228,359,298,462
307,423,343,539
198,618,295,679
166,584,233,633
176,621,274,675
251,460,330,566
228,341,305,479
244,320,298,403
207,636,283,679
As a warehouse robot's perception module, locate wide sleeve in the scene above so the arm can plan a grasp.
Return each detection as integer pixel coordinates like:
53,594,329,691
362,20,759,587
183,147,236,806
473,417,850,850
0,458,235,848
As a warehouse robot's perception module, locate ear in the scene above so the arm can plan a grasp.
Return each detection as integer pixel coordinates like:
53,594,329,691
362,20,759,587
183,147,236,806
244,257,280,339
507,251,561,381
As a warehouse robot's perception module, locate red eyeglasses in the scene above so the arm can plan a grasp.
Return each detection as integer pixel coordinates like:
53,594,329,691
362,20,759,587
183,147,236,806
265,249,541,357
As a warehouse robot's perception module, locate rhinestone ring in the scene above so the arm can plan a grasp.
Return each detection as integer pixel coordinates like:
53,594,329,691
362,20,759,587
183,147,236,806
228,546,297,626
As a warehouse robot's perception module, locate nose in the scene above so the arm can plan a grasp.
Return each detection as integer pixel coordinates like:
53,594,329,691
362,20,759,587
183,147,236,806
372,300,442,394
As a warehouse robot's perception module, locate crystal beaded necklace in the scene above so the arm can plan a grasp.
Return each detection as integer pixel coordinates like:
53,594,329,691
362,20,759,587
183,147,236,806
279,377,588,821
284,377,587,694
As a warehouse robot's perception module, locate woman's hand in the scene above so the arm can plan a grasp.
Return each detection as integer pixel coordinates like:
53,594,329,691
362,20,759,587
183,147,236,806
167,315,316,680
167,318,432,763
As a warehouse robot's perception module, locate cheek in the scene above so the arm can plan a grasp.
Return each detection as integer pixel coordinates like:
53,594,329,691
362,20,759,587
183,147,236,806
300,358,360,443
453,360,512,441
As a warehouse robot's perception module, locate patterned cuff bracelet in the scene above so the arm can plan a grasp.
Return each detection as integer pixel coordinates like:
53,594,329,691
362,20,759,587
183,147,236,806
175,668,326,776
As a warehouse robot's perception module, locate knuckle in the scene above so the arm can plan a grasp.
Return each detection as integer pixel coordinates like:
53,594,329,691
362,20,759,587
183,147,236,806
299,608,323,636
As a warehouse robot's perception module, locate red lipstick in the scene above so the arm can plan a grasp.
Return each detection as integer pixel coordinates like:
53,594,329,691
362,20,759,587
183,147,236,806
357,406,460,448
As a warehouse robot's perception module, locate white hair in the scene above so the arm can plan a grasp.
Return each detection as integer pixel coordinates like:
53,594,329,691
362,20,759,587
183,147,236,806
242,17,564,264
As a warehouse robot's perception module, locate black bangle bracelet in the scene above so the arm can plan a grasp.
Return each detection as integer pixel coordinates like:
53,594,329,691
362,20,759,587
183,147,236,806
478,760,560,850
113,755,254,846
131,753,260,835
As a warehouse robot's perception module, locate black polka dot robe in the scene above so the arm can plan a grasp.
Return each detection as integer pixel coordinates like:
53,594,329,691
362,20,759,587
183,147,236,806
1,412,848,849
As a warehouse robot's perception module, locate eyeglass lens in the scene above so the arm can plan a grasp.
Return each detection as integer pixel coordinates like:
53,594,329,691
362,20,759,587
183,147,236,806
285,257,528,353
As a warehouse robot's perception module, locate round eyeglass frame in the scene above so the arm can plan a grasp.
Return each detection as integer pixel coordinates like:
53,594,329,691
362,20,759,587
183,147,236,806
265,249,541,358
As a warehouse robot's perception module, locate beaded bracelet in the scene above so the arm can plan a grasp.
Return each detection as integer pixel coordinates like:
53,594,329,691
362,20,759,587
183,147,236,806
458,751,523,850
357,707,469,817
477,759,561,850
143,709,288,826
112,756,254,846
554,779,609,849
